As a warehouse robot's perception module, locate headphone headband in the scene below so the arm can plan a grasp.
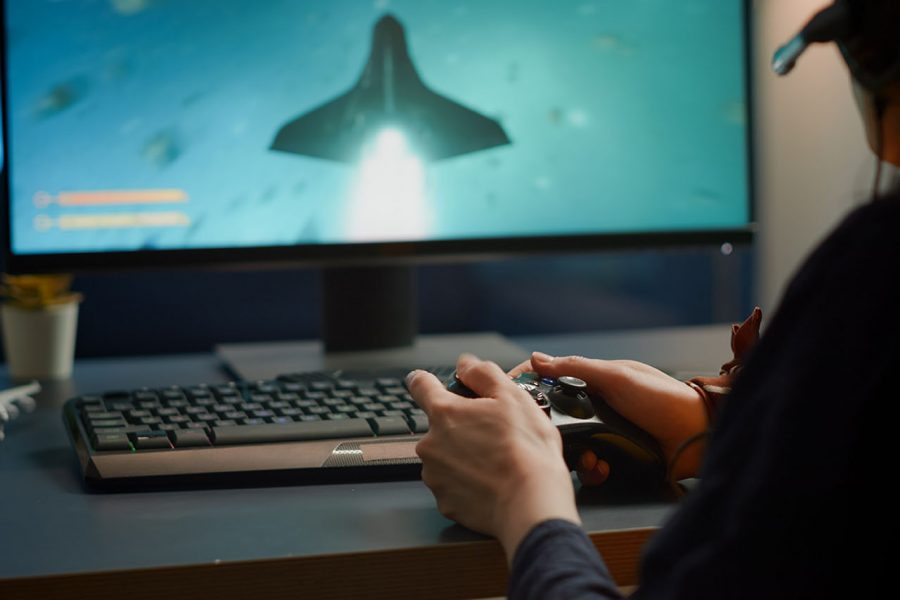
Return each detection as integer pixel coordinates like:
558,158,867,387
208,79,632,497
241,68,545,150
773,0,900,94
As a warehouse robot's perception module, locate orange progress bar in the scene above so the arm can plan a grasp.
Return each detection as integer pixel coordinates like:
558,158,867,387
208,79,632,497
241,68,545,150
57,189,188,206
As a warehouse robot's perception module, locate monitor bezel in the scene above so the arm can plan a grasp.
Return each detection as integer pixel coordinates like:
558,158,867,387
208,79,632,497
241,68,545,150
1,0,756,275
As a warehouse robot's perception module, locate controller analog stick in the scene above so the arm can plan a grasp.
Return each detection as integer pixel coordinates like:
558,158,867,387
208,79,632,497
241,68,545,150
549,376,595,419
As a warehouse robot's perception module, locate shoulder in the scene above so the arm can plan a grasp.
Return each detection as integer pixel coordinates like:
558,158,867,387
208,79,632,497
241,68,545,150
782,186,900,306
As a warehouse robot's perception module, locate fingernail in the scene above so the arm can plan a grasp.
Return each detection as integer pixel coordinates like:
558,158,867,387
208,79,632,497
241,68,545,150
406,370,421,384
532,351,555,363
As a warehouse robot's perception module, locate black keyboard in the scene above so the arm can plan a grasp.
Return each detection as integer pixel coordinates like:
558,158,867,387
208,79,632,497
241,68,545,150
63,367,454,490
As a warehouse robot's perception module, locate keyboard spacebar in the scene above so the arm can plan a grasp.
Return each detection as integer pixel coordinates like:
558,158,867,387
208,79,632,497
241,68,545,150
211,420,375,445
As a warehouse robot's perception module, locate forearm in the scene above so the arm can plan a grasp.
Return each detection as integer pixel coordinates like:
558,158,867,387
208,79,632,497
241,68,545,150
509,519,625,600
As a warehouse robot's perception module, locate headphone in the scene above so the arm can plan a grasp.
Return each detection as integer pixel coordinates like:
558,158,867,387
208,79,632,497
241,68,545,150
773,0,900,94
773,0,900,196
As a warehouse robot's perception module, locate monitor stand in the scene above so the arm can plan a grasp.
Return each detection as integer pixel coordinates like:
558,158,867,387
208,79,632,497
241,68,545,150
215,265,529,381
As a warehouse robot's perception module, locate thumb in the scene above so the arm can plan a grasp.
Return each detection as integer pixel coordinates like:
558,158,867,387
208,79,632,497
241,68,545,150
530,352,604,382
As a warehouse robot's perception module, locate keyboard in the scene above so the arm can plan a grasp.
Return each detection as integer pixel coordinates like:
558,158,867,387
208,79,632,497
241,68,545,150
63,367,454,490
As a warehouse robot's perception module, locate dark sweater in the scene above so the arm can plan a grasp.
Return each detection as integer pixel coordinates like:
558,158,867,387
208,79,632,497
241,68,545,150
510,188,900,599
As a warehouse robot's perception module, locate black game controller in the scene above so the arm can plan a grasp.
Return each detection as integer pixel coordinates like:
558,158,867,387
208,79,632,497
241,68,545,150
447,371,667,485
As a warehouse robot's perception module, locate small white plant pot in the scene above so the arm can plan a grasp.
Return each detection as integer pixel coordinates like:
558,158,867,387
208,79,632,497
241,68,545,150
1,301,79,380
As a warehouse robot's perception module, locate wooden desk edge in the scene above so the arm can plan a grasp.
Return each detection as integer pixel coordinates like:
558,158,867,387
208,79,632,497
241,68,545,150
0,527,656,600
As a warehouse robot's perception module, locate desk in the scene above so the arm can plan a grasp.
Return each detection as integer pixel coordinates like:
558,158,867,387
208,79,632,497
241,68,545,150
0,327,730,599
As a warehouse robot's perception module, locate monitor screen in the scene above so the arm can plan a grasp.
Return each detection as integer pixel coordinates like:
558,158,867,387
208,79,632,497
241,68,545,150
2,0,751,269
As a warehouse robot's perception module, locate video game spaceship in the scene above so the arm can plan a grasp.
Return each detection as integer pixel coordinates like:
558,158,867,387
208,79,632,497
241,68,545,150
270,14,511,163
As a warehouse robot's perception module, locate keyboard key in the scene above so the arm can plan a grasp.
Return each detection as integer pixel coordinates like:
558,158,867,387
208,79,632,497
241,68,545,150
211,419,374,445
408,415,429,433
101,425,151,435
89,418,128,429
88,411,124,421
171,429,211,447
130,430,172,450
250,382,279,394
370,416,411,436
93,432,132,451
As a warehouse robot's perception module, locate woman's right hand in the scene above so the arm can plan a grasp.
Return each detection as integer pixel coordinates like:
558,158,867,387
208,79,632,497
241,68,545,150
509,352,709,483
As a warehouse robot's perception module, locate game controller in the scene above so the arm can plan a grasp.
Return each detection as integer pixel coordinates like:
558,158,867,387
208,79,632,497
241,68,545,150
446,371,667,485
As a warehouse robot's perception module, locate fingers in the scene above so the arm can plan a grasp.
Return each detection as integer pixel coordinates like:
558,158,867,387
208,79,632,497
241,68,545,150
507,358,535,378
405,369,449,417
529,352,615,387
455,353,521,400
576,451,610,487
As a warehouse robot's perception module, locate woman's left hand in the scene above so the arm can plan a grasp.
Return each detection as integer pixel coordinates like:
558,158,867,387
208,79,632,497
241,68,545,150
407,354,581,563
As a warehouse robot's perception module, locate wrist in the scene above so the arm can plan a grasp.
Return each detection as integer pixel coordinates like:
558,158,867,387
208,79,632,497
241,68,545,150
494,465,581,564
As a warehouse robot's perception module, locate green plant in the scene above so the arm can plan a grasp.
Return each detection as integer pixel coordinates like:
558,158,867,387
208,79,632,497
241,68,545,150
1,274,82,310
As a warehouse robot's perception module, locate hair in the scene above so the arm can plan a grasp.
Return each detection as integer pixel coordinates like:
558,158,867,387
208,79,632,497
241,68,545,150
840,0,900,93
840,0,900,197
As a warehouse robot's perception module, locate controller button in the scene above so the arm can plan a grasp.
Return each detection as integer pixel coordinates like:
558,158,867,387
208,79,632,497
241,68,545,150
558,376,588,394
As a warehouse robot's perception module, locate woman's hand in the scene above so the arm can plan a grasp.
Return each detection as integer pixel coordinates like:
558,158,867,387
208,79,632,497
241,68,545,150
509,352,709,483
408,354,581,564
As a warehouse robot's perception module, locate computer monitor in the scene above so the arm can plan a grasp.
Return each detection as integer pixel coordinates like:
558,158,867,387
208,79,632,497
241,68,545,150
1,0,753,353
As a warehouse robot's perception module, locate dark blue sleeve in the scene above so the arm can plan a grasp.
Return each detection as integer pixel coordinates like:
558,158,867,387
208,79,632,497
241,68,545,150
508,519,626,600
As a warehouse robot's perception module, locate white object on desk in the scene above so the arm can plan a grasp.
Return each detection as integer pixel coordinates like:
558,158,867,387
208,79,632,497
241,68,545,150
0,380,40,441
1,302,79,380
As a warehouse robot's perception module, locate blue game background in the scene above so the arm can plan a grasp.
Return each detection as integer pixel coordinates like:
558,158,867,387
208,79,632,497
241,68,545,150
4,0,749,255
